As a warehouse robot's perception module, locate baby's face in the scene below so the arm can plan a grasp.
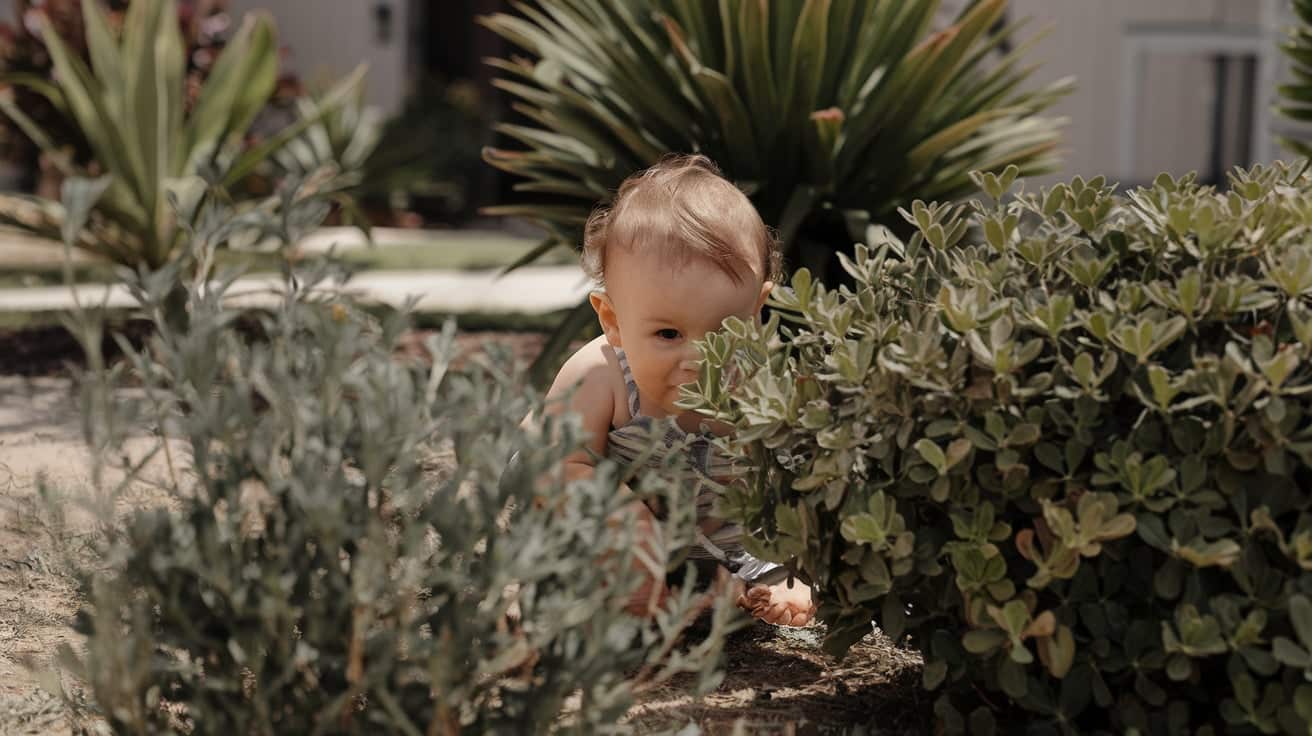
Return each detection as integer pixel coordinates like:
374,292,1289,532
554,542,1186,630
600,246,770,418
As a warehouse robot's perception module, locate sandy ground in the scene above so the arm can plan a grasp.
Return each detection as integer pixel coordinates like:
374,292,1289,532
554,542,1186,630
0,377,88,735
0,376,928,734
0,377,180,735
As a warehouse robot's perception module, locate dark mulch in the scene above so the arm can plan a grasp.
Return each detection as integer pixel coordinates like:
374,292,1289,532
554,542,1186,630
630,622,928,734
400,330,550,371
0,320,156,377
0,319,550,379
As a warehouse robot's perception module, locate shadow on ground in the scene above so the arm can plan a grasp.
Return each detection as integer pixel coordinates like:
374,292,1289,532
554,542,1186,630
630,621,928,734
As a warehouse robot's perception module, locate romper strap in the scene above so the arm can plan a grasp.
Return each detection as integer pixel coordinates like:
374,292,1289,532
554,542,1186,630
614,347,641,418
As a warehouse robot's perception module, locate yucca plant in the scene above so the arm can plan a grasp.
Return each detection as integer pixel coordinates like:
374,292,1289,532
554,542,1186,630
272,82,384,234
1280,0,1312,156
0,0,362,270
271,79,488,230
0,0,114,183
480,0,1070,381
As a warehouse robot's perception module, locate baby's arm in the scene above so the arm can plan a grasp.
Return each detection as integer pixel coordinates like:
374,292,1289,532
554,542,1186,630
533,340,669,615
535,337,618,478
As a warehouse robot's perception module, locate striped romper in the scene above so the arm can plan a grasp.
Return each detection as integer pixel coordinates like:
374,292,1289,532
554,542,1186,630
605,347,787,587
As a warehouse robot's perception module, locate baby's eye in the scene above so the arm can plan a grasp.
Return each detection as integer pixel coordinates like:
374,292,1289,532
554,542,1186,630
655,328,682,341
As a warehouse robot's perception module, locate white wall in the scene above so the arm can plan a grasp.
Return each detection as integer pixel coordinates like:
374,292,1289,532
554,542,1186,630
1009,0,1273,186
226,0,414,116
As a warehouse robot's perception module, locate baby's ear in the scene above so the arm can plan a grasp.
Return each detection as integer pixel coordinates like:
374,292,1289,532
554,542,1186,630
755,280,774,313
589,292,622,347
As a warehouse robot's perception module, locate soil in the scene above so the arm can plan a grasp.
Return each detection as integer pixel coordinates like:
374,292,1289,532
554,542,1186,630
631,623,927,734
0,320,156,377
0,319,553,379
0,376,97,735
0,325,929,734
0,504,83,736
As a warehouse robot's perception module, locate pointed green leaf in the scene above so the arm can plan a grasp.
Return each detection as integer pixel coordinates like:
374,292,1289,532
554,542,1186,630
184,12,279,172
222,65,367,188
1291,595,1312,649
80,0,123,119
60,176,112,247
915,439,948,476
40,19,147,203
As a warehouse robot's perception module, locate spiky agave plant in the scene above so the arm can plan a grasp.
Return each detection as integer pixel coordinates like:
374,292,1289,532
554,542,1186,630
0,0,362,271
480,0,1071,381
1279,0,1312,157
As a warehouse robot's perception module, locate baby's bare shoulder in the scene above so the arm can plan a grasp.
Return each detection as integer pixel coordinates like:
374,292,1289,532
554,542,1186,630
553,336,617,389
548,336,627,426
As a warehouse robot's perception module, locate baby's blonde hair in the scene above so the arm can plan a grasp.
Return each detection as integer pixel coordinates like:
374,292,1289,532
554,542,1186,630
581,154,782,286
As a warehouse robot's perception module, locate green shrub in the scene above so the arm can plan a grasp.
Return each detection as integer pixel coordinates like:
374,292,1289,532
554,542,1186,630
479,0,1070,381
50,183,737,734
683,162,1312,734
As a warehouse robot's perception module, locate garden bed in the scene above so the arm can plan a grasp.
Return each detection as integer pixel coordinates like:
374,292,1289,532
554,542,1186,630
0,318,554,378
0,324,928,734
630,623,925,733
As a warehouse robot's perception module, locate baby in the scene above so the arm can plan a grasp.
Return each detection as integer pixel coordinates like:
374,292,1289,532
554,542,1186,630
541,154,814,627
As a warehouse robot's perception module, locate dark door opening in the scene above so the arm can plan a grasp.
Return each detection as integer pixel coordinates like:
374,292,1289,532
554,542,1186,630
406,0,511,223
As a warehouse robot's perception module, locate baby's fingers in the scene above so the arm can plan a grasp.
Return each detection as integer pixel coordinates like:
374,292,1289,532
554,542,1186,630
761,605,793,625
736,587,764,612
756,598,816,627
744,585,771,604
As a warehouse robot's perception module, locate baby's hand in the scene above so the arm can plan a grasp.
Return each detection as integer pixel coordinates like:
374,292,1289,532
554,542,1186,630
738,578,815,627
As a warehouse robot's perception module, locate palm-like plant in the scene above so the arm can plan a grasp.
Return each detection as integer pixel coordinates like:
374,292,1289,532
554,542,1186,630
482,0,1069,259
1279,0,1312,156
272,80,488,229
480,0,1070,378
273,83,384,235
0,0,362,270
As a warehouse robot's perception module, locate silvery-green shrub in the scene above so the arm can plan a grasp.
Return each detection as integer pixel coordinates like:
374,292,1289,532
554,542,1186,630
682,163,1312,734
51,181,736,735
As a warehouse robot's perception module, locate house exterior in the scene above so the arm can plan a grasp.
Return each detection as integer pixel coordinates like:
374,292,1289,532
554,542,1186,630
0,0,1305,189
1007,0,1298,186
235,0,1305,189
226,0,423,117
